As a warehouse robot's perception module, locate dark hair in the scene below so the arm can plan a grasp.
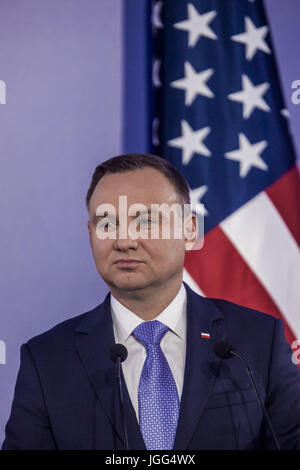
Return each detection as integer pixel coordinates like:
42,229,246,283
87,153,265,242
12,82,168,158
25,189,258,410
86,153,190,210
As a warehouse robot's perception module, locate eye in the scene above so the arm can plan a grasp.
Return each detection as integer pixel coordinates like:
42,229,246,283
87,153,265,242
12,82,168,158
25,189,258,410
98,221,116,232
139,217,157,226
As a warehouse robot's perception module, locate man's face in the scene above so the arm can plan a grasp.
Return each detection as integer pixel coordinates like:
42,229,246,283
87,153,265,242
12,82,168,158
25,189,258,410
87,167,196,295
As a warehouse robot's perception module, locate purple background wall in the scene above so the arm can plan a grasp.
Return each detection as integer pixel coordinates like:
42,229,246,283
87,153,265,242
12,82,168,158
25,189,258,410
0,0,299,445
264,0,300,165
0,0,122,443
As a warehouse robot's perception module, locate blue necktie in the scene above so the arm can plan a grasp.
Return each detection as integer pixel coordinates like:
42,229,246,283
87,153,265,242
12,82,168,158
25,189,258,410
132,320,180,450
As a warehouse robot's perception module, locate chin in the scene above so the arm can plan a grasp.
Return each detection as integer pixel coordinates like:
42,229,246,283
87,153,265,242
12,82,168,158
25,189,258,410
106,273,149,292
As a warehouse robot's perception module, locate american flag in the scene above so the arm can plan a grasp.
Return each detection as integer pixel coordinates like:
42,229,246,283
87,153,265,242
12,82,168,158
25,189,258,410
151,0,300,349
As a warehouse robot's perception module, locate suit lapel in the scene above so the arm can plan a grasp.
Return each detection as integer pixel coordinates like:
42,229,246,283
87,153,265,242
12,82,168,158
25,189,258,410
173,283,226,450
74,293,145,450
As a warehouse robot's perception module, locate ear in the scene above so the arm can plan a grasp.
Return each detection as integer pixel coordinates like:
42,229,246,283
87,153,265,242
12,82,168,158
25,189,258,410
184,212,198,251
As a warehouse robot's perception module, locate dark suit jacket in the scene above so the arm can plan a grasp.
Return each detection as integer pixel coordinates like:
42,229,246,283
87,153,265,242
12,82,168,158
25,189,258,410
2,283,300,450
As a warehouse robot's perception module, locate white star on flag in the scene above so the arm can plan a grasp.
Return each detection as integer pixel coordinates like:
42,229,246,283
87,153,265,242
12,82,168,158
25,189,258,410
228,74,270,119
190,185,208,216
153,59,162,87
152,1,163,29
231,16,271,60
174,5,217,47
225,133,268,177
281,108,290,119
171,62,214,105
168,120,211,165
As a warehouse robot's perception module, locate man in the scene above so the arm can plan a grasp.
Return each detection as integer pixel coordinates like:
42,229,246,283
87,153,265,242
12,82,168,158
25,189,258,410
2,153,300,450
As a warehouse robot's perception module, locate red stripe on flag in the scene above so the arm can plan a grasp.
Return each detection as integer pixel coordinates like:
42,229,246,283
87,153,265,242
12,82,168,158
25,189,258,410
184,226,296,346
266,165,300,247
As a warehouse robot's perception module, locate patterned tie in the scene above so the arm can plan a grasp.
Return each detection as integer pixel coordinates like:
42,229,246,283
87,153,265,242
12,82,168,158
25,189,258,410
132,320,180,450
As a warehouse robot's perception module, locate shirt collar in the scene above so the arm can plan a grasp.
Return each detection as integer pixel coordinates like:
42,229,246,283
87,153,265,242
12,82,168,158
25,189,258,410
110,283,187,344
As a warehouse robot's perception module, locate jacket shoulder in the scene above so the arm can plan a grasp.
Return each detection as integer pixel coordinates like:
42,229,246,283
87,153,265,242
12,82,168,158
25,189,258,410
209,297,278,326
185,282,277,327
25,302,103,352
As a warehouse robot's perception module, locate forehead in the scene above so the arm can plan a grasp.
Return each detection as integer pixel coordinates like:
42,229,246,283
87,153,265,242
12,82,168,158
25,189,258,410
89,167,180,212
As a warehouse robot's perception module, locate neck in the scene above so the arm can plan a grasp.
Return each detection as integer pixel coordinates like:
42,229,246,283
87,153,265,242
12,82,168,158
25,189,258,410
110,279,183,321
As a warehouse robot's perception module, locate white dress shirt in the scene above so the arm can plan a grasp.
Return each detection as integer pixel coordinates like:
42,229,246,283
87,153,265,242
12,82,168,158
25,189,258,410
110,283,187,422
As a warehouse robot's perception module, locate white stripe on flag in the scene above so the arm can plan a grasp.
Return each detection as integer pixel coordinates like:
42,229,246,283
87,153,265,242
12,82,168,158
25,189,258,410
183,268,204,296
220,191,300,337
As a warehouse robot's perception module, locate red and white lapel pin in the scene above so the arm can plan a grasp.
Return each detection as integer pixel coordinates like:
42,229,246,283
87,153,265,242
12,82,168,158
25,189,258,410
201,332,210,339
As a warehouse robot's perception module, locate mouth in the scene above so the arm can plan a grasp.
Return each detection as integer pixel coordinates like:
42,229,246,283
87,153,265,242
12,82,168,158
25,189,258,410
114,259,144,268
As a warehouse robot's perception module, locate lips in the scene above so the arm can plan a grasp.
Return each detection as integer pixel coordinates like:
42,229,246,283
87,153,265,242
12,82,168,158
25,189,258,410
114,259,144,267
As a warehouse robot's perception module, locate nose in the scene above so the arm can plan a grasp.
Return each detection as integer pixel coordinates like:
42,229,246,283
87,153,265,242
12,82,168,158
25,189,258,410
113,227,139,251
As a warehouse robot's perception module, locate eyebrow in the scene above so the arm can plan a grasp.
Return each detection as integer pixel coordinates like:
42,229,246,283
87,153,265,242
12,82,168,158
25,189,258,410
91,208,160,224
91,213,115,224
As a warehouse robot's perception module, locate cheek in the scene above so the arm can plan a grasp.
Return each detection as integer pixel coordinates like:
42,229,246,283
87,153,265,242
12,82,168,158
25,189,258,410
90,237,111,262
148,239,186,264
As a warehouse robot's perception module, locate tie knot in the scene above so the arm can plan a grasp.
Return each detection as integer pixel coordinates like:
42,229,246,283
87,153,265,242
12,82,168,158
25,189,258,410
132,320,169,348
